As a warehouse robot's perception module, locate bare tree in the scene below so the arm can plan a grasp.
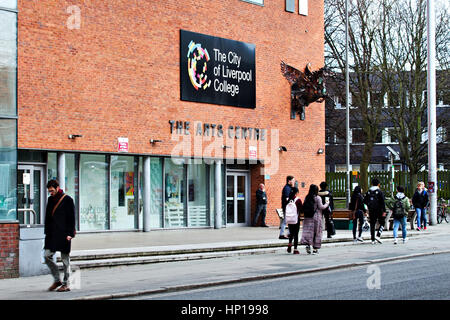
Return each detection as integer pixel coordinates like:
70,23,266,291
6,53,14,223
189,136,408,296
375,0,450,192
325,0,385,192
325,0,450,193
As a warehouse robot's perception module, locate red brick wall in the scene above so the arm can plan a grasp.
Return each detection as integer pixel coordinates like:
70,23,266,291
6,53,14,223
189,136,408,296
18,0,325,226
0,223,19,279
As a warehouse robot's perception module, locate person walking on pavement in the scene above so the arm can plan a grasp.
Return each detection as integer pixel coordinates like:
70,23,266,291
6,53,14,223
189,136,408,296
349,186,366,243
280,176,295,239
253,184,268,227
300,184,330,255
286,187,303,254
318,182,335,239
364,178,387,244
44,179,76,292
412,182,429,231
386,185,411,244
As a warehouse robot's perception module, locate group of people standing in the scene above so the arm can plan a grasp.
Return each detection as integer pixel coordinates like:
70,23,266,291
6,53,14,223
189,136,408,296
253,176,430,254
349,179,429,245
280,176,334,255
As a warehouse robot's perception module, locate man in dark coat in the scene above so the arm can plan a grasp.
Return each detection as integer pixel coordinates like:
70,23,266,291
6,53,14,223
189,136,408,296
364,178,387,244
44,179,76,292
253,184,268,227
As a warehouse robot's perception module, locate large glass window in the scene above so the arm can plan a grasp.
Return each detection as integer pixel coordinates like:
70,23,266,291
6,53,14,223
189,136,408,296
79,154,108,231
164,158,186,227
150,158,163,228
0,119,16,220
47,153,57,181
0,10,17,116
0,4,17,221
188,162,208,227
110,155,135,230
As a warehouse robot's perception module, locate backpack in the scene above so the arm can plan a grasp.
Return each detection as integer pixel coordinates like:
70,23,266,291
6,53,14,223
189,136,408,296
303,195,316,218
392,197,405,219
366,189,381,214
285,198,298,224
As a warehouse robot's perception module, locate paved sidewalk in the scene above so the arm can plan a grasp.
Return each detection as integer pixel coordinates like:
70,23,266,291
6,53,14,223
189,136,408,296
0,223,448,300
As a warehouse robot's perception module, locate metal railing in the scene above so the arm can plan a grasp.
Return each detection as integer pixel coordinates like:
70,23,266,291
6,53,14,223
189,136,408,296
7,208,38,225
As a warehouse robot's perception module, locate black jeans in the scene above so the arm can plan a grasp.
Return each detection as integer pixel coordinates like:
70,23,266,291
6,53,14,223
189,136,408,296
288,222,300,249
352,210,364,239
323,211,334,237
253,204,267,226
369,213,386,241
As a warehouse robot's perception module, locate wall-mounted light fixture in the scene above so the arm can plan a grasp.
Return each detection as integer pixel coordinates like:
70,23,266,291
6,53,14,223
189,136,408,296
317,148,324,154
278,146,287,152
68,134,83,139
222,145,232,149
150,139,163,144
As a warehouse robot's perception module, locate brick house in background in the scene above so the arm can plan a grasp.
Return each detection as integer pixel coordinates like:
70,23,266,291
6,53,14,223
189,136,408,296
324,72,450,173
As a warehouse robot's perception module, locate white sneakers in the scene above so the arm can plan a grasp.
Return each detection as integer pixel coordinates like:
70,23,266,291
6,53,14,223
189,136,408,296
394,238,408,244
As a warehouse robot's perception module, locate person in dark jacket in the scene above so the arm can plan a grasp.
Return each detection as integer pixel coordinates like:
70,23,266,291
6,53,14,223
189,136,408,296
412,182,429,231
286,187,303,254
318,182,335,238
280,176,295,239
44,179,76,292
253,184,268,227
349,186,366,242
364,178,387,244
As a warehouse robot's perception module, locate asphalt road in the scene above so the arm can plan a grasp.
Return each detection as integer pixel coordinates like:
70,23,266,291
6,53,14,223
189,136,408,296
140,252,450,300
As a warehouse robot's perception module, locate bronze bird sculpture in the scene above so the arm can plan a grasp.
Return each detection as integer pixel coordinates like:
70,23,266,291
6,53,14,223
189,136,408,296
281,61,331,120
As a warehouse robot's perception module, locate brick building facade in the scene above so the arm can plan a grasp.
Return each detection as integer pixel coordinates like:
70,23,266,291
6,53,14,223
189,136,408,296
0,223,19,279
12,0,325,232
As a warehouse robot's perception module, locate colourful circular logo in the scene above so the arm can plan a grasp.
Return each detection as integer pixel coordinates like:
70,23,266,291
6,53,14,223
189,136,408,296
187,41,211,91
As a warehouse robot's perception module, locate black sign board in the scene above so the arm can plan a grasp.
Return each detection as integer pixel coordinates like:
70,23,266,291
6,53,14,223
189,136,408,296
180,30,256,109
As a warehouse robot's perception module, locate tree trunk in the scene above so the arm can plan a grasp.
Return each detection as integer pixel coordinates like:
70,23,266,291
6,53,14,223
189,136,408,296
359,142,373,193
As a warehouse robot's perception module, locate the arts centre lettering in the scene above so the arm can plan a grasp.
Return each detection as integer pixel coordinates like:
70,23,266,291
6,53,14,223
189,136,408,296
180,30,256,109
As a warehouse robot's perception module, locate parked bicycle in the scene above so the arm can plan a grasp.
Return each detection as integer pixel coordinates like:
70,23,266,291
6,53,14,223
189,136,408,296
437,199,449,224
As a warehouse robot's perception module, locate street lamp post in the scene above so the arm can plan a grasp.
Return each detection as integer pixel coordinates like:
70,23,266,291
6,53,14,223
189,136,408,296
345,0,351,206
427,0,437,225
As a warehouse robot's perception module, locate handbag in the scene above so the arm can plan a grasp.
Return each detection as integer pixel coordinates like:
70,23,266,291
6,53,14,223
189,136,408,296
362,216,370,232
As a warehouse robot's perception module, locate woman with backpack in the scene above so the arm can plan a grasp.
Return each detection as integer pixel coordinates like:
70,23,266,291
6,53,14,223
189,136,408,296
349,186,366,243
285,187,303,254
300,184,330,255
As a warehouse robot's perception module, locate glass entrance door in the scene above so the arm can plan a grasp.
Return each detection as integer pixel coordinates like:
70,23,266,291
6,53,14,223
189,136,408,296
17,165,45,224
226,172,249,225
